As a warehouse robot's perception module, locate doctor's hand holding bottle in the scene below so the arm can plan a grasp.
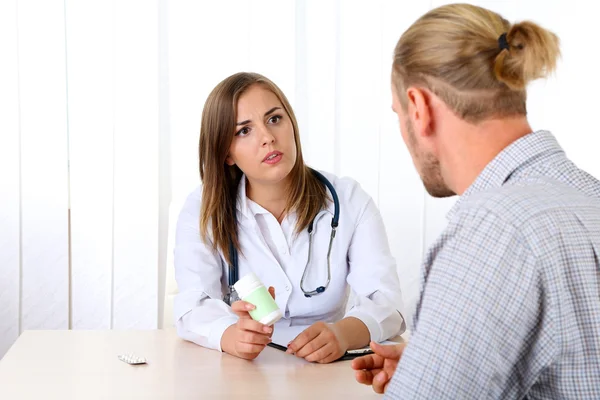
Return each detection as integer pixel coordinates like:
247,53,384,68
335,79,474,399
221,287,276,360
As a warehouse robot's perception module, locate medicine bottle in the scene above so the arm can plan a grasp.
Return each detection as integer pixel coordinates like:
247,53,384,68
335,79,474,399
233,272,283,326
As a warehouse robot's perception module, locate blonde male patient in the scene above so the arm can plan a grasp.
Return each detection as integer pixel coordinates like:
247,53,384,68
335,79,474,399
351,3,600,399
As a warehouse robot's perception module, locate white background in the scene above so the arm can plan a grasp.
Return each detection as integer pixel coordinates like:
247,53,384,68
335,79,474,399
1,0,599,359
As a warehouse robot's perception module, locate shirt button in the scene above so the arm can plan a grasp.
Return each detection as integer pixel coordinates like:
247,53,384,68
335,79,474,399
285,285,290,291
281,247,288,255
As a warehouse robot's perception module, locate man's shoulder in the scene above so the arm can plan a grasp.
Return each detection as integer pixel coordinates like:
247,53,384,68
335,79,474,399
456,177,597,228
448,177,600,262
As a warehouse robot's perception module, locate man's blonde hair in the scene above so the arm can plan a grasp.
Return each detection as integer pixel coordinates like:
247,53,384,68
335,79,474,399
393,3,560,122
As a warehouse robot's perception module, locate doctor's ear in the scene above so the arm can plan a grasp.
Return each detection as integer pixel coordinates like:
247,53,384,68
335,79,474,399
225,155,235,166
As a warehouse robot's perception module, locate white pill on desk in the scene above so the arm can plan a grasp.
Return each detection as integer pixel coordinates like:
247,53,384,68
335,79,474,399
118,353,147,365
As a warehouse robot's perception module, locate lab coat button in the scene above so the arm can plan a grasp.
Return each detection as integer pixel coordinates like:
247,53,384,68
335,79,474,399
285,285,290,291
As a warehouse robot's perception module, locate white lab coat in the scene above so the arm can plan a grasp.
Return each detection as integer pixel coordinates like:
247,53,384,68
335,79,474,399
173,170,405,351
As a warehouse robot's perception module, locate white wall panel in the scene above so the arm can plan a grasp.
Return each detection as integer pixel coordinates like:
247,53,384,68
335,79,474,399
112,0,159,329
18,0,70,333
299,0,338,174
338,0,382,205
65,0,114,330
0,0,21,358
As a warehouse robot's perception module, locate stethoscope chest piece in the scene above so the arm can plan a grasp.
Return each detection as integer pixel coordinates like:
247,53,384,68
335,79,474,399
304,286,326,298
223,286,240,305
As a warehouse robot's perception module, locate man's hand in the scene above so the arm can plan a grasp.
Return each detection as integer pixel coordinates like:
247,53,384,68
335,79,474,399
351,342,406,394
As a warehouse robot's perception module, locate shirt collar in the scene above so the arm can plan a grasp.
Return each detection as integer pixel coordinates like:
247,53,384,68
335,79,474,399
447,130,564,220
235,173,336,220
236,176,263,219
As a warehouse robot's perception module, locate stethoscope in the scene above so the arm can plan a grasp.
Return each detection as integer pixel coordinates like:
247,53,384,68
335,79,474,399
223,169,340,306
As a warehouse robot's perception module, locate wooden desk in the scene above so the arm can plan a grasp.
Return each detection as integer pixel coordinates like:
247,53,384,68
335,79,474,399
0,329,384,399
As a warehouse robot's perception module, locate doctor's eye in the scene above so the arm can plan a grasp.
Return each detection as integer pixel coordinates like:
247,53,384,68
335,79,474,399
235,126,251,136
268,115,282,124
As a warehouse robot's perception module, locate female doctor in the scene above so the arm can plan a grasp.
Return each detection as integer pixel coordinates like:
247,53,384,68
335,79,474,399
174,72,405,363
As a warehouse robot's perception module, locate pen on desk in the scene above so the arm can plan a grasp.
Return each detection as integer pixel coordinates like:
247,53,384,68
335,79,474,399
267,342,288,352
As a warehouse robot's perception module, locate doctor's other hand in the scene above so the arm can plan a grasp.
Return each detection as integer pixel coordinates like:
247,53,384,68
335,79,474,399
286,321,348,364
221,287,276,360
351,342,406,394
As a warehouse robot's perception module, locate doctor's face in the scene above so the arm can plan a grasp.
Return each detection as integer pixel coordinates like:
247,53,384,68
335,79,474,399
226,84,297,187
392,86,453,198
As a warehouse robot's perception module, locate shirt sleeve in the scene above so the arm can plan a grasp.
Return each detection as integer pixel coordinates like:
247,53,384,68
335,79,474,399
344,194,406,342
173,188,238,351
384,209,543,399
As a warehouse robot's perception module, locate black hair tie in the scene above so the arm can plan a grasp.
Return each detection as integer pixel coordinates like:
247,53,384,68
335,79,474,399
498,33,510,51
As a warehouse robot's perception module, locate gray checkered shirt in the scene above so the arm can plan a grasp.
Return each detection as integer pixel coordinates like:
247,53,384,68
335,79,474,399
385,131,600,399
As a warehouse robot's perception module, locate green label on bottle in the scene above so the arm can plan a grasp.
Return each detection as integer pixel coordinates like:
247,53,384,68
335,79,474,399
244,287,279,321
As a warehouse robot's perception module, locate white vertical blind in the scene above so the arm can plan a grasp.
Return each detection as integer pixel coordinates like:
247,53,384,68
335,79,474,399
112,0,159,329
337,1,383,205
66,0,114,330
17,0,70,332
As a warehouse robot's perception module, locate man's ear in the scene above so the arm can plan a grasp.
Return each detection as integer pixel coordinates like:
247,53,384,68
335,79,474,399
406,87,433,138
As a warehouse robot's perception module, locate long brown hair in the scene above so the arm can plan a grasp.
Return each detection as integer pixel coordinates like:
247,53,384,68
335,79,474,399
392,4,560,122
198,72,327,264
